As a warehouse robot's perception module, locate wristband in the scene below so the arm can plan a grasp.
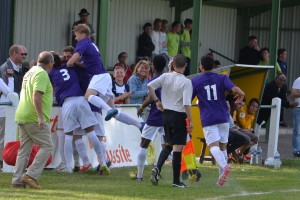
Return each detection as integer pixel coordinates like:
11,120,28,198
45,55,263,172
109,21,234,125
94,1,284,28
139,105,143,110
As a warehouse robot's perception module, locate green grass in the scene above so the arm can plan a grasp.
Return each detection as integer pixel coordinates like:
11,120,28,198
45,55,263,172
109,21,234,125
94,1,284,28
1,159,300,200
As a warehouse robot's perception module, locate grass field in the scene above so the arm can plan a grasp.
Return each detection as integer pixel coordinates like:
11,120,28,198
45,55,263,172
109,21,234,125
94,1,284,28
1,159,300,200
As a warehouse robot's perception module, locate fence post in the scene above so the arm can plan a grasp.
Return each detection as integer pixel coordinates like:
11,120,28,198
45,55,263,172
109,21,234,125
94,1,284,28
265,97,281,163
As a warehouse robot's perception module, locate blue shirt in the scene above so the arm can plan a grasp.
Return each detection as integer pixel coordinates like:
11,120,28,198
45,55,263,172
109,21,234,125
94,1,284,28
192,72,235,127
127,74,148,104
75,38,107,75
146,75,163,127
277,60,287,76
49,64,83,106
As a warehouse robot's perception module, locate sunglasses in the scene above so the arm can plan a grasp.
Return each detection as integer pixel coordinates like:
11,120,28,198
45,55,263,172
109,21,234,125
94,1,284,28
16,52,27,56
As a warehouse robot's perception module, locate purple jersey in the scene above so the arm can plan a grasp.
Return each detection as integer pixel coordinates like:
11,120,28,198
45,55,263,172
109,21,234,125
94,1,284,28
146,75,163,127
75,38,107,75
74,66,101,113
49,64,83,106
192,72,235,127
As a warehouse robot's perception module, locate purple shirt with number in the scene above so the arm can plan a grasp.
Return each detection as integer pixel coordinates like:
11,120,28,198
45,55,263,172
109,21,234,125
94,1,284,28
192,72,235,127
146,74,163,127
49,64,83,106
75,38,107,75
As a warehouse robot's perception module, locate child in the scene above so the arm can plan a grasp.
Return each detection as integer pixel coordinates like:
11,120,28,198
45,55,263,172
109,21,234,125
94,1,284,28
192,55,244,186
67,24,144,131
148,54,193,188
112,65,131,104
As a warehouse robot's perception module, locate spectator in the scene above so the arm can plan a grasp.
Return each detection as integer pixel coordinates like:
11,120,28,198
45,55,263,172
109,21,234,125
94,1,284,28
277,48,288,76
180,18,192,76
291,77,300,157
127,60,149,104
259,47,282,75
112,65,131,104
0,69,15,171
12,51,54,189
236,98,260,131
137,23,155,61
72,8,95,47
150,18,162,59
167,21,182,59
0,45,28,95
159,19,169,71
238,36,260,65
114,52,132,83
257,73,298,127
214,60,221,69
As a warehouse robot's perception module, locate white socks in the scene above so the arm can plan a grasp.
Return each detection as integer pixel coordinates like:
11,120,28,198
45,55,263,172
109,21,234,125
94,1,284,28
64,135,74,169
137,148,147,179
222,149,228,163
115,112,142,128
88,95,111,111
210,146,227,170
100,140,108,162
87,131,106,166
72,140,80,167
57,130,66,165
75,139,90,166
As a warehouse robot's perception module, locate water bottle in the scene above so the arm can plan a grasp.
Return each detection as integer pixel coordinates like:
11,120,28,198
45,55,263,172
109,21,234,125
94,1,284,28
273,151,281,170
250,151,257,165
256,147,263,165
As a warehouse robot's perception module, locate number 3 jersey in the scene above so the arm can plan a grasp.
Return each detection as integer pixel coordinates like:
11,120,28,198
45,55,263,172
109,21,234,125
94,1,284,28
192,72,235,127
48,64,83,106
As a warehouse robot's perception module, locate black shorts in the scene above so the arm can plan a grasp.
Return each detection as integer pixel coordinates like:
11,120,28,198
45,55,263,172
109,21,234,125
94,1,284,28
163,110,187,145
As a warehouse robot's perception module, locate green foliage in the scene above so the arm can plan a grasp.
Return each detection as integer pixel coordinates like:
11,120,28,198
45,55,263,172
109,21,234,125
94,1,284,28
1,159,300,200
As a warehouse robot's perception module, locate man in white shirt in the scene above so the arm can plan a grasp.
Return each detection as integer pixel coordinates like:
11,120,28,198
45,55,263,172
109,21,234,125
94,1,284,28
291,77,300,157
150,18,162,60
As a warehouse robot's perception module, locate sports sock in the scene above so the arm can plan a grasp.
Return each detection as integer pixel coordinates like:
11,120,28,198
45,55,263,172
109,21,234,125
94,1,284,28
64,135,73,169
72,140,80,167
210,146,227,170
157,145,172,171
87,131,106,166
137,148,147,179
88,95,111,111
172,151,182,184
222,149,228,164
115,112,142,128
75,139,90,166
57,130,66,164
100,140,108,162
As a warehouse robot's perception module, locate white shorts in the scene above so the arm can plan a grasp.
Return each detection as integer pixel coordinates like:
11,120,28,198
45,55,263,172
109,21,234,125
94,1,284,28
202,123,229,146
89,73,114,103
73,112,105,137
62,96,97,133
141,124,165,144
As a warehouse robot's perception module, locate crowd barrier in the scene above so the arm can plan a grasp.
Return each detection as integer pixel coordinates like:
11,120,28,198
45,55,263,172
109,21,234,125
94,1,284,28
3,94,162,173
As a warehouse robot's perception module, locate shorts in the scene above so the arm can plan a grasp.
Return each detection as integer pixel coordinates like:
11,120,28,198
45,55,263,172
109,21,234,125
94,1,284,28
141,124,165,143
239,129,258,144
73,112,105,137
88,73,115,103
202,123,229,146
163,110,187,145
62,96,97,133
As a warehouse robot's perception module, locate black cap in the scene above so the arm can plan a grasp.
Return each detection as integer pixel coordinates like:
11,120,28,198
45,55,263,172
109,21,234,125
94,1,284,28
79,8,89,16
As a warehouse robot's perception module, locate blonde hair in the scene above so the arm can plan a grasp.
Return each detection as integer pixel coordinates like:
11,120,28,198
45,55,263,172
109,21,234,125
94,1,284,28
133,60,150,75
73,24,90,37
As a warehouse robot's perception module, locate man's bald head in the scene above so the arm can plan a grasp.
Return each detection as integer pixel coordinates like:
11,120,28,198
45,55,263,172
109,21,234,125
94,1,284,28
275,73,286,88
37,51,54,65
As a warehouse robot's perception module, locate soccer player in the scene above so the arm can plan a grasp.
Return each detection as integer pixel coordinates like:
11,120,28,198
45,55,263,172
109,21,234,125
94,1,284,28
192,55,245,186
130,55,166,180
67,24,144,131
148,54,193,188
49,52,109,174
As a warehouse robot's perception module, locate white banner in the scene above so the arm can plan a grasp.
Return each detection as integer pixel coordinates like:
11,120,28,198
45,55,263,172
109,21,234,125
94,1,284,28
3,105,162,172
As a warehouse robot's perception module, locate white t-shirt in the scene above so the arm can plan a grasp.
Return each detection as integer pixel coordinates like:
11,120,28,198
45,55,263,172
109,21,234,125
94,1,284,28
292,77,300,108
148,71,192,113
150,30,160,55
0,77,14,117
159,32,168,55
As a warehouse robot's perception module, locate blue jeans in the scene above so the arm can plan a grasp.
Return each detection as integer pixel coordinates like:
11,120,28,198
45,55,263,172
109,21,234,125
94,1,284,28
292,108,300,152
